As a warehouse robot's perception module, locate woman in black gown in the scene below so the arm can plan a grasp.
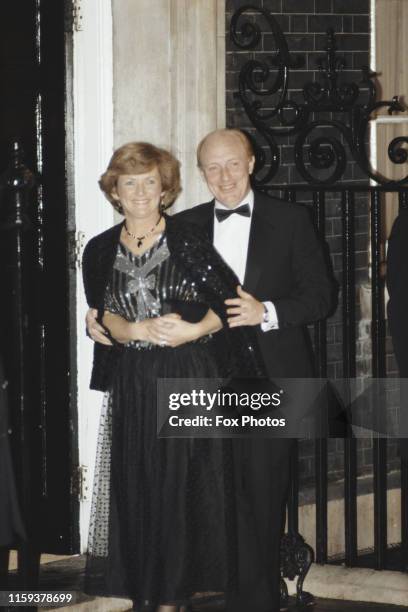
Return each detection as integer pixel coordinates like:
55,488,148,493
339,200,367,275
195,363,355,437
82,142,264,612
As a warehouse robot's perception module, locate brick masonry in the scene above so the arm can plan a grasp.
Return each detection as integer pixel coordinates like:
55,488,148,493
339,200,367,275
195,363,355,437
225,0,401,488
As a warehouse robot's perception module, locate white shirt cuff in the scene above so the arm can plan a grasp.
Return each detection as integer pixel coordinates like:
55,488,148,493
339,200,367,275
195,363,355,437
261,301,279,332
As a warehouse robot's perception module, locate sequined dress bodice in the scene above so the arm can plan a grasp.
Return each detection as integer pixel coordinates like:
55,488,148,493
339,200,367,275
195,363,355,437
104,234,208,348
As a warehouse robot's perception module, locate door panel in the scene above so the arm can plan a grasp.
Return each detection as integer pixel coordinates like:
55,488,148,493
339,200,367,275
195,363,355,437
0,0,78,554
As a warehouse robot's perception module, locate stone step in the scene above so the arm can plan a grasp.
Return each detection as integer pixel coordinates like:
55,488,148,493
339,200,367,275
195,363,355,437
6,554,408,611
286,563,408,608
40,594,408,612
40,594,132,612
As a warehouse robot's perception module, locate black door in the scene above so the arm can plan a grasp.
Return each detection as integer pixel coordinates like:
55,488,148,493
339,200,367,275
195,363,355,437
0,0,78,554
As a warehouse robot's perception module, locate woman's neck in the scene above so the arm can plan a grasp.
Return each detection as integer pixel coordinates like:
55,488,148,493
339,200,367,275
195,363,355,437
124,213,162,236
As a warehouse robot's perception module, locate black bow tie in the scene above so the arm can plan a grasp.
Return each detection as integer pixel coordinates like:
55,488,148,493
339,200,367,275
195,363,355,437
215,203,251,222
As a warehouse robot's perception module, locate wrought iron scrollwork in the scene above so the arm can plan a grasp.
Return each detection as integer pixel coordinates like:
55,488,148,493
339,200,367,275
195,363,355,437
294,121,349,185
230,7,408,187
387,137,408,185
231,6,303,125
280,532,315,608
304,29,359,110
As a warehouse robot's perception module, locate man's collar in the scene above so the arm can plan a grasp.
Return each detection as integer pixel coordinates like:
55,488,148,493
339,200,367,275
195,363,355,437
214,189,254,213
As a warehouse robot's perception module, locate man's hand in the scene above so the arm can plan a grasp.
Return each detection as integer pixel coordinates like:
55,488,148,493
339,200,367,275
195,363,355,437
86,308,113,346
225,285,264,327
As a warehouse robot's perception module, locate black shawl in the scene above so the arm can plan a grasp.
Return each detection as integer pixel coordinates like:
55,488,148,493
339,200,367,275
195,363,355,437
82,214,266,391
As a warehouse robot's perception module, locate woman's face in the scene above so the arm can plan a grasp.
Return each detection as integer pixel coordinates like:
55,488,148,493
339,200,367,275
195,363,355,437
112,166,164,221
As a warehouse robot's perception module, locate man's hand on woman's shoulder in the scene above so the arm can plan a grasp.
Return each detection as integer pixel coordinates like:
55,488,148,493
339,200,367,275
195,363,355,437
86,308,113,346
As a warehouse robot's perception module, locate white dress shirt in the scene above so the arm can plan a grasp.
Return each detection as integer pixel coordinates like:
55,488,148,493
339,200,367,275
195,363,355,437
213,190,278,331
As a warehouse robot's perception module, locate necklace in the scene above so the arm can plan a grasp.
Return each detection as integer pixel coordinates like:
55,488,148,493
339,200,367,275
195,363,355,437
124,214,162,248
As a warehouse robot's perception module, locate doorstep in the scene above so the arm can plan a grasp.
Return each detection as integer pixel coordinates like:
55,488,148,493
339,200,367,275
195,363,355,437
285,563,408,607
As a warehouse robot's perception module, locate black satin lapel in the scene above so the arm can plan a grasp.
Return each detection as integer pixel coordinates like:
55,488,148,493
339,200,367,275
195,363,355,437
188,201,214,241
205,202,215,241
206,210,214,242
243,209,269,294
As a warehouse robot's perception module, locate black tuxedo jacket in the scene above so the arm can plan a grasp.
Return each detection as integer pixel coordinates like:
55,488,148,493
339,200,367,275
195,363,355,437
176,190,334,378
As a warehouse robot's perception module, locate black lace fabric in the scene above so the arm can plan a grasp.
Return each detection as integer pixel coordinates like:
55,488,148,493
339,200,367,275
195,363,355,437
84,234,237,609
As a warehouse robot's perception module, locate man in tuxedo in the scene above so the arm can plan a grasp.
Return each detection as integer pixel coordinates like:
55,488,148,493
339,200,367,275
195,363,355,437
177,128,332,378
176,128,333,612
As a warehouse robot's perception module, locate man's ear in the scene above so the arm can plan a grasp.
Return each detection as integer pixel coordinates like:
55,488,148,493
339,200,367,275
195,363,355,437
248,156,256,175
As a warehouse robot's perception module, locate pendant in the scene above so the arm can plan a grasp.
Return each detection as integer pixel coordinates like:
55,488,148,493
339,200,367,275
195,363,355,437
137,239,143,248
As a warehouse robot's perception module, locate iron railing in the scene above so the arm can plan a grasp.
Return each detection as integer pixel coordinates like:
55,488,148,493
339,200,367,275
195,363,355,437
230,5,408,594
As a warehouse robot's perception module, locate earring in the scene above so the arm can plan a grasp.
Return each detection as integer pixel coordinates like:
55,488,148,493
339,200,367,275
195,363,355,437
159,196,166,213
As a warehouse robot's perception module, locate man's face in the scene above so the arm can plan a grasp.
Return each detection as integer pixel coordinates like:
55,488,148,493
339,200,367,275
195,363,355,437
199,134,255,208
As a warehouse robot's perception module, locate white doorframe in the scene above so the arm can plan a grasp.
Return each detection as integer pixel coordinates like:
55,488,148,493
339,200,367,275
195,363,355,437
72,0,114,552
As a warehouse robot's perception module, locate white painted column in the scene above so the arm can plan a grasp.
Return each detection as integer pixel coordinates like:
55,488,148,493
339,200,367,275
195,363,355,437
72,0,114,551
112,0,226,211
169,0,226,211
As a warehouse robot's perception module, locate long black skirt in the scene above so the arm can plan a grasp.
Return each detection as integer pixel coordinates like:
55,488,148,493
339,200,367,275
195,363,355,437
84,341,237,610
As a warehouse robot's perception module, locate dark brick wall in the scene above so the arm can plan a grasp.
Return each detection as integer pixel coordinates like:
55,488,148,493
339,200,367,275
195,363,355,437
226,0,370,160
225,0,401,487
